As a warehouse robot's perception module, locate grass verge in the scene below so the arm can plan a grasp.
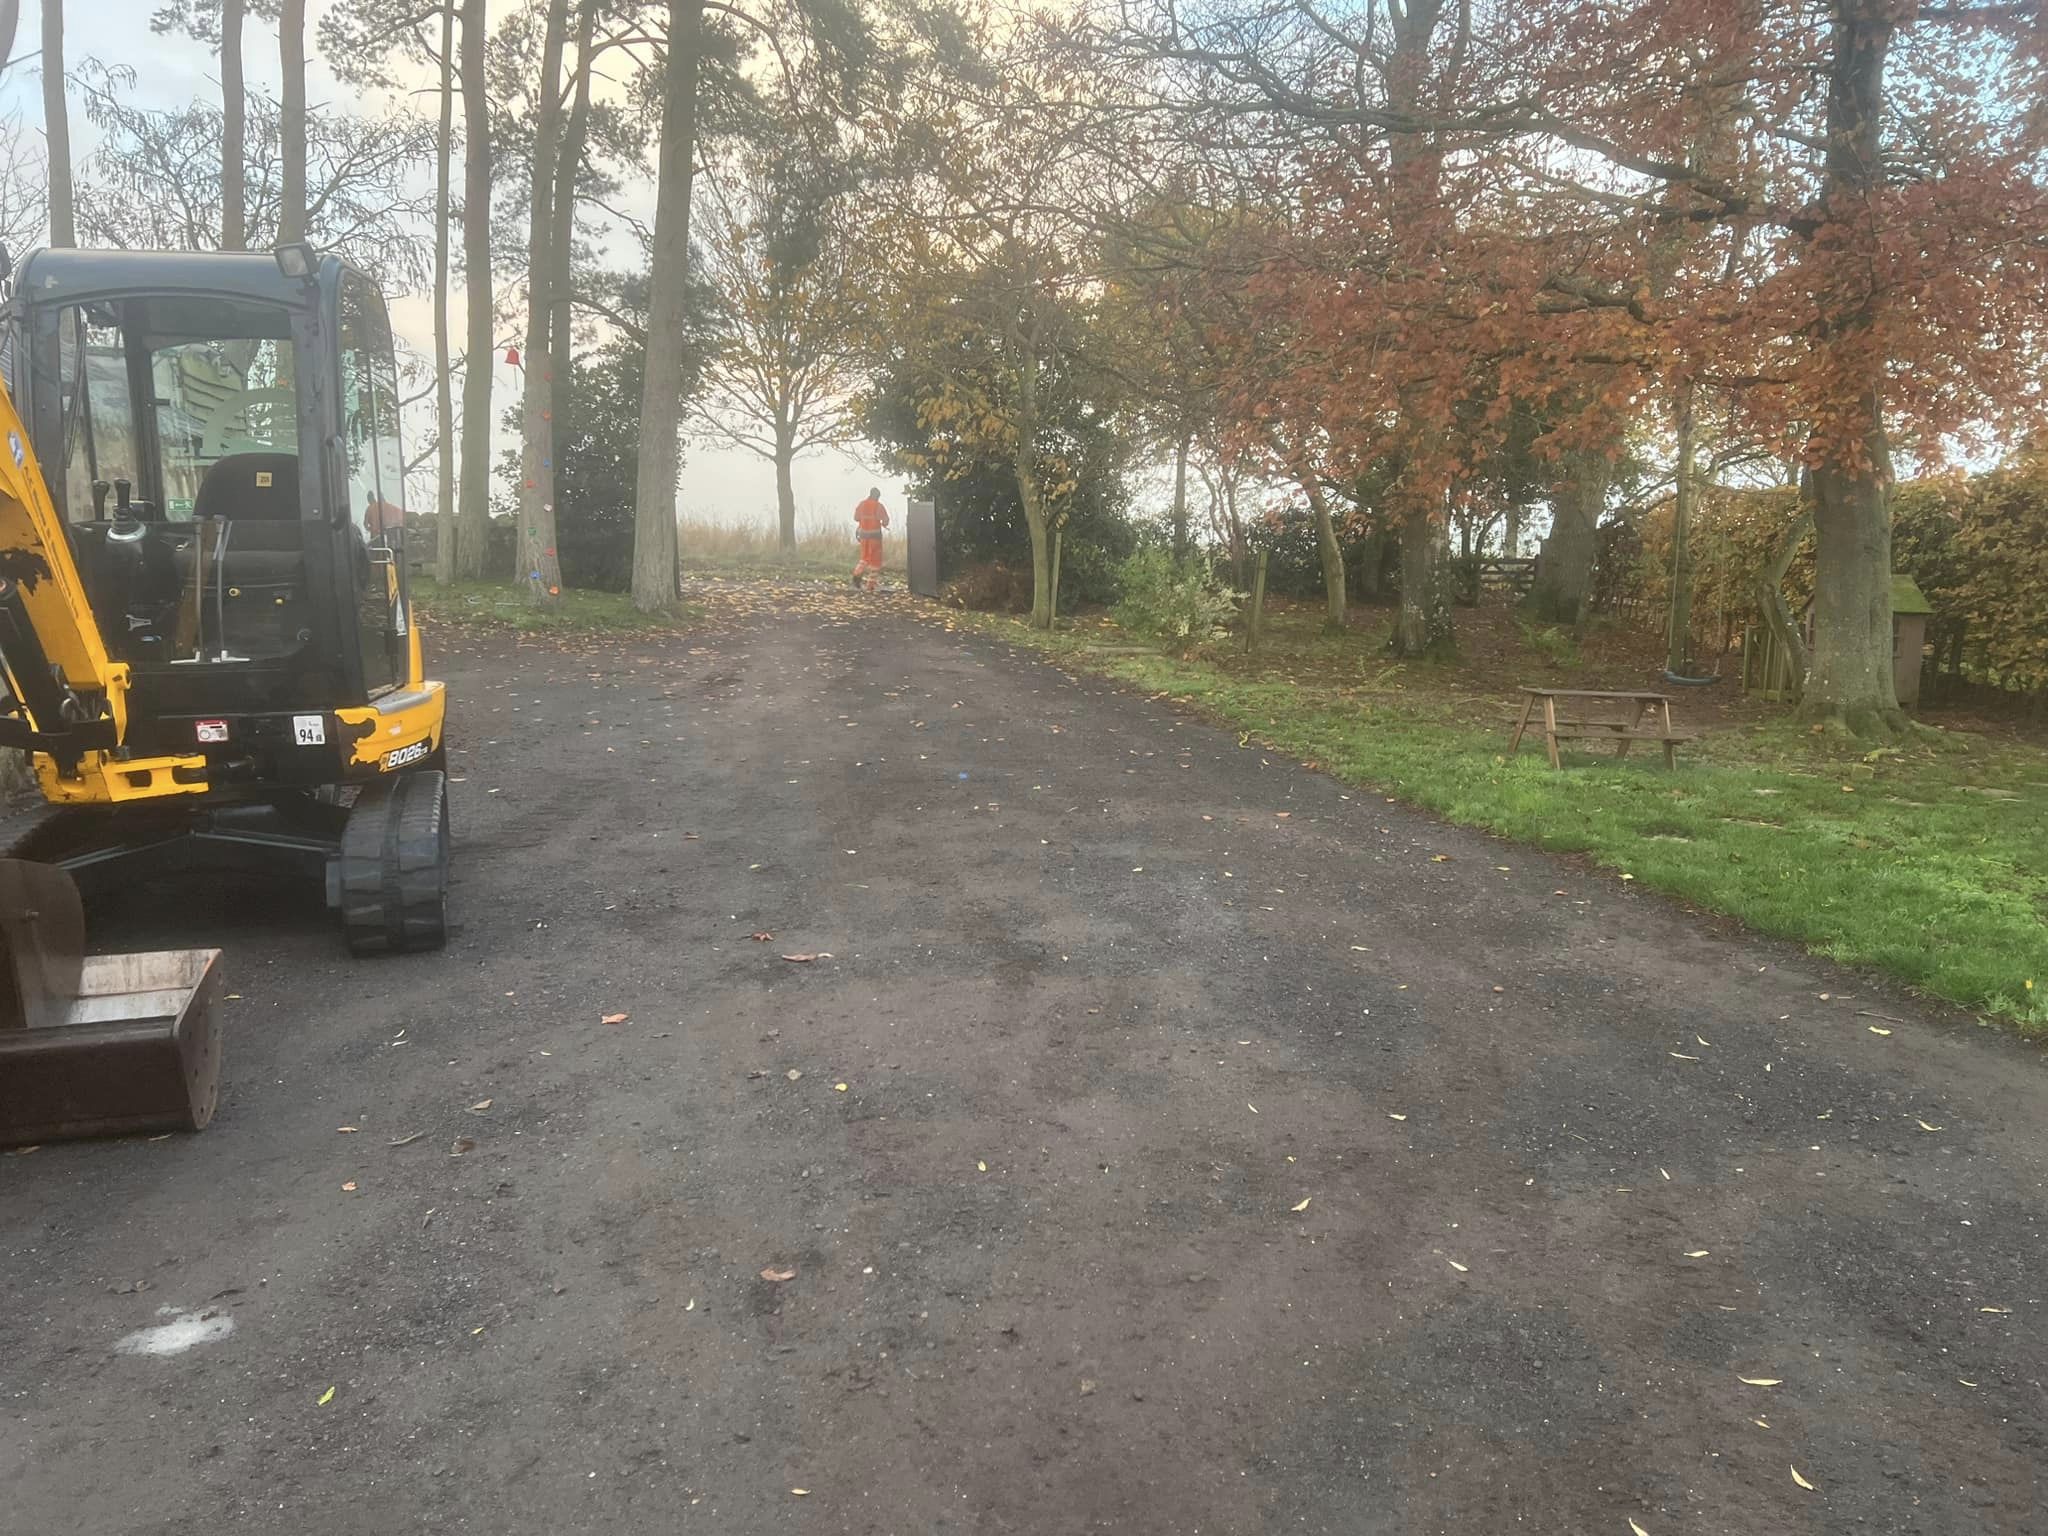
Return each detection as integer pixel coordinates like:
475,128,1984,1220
952,607,2048,1033
680,516,904,577
414,579,698,634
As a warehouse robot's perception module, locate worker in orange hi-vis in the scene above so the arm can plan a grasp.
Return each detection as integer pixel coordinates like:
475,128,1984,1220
851,486,890,591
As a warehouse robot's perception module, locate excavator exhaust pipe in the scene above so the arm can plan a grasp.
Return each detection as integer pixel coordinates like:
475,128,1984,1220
0,860,222,1145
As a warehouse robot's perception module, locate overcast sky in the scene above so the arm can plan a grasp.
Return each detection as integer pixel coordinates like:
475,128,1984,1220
2,0,891,533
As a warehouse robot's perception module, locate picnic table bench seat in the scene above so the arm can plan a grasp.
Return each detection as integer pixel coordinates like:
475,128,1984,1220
1509,686,1695,769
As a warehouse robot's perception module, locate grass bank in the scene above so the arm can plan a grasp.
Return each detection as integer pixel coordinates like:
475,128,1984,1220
956,606,2048,1033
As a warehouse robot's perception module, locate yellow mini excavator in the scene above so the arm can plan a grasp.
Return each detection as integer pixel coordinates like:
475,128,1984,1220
0,242,451,1143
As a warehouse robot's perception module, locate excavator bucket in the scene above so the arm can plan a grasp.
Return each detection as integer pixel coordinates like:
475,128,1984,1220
0,860,222,1145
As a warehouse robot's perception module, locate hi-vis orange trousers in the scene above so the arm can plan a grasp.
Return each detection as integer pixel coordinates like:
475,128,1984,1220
854,534,884,582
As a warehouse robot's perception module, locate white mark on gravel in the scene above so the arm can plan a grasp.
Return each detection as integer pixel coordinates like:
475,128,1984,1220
115,1308,235,1357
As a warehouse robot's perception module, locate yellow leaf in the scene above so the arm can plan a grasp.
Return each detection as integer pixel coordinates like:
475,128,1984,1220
977,1160,987,1172
1915,1119,1941,1132
1629,1521,1650,1536
1446,1258,1469,1273
1868,1025,1892,1036
1790,1466,1814,1491
835,1083,848,1093
791,1488,810,1496
1685,1250,1710,1258
1738,1376,1781,1386
317,1385,336,1405
1387,1112,1407,1121
1290,1197,1311,1213
1980,1306,2011,1314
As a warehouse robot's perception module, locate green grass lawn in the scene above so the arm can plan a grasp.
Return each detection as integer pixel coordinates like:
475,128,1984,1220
955,606,2048,1033
413,578,697,634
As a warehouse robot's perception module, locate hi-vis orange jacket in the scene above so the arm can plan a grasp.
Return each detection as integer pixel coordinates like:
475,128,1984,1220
854,497,890,537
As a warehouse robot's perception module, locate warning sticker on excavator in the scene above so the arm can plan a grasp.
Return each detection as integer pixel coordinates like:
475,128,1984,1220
293,714,326,746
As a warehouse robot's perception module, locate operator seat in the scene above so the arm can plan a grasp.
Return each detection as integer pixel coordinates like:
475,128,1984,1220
193,452,300,520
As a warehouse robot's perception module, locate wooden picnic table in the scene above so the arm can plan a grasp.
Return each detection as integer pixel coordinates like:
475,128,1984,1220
1508,686,1697,769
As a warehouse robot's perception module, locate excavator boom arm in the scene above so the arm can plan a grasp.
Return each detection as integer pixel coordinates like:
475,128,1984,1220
0,381,129,759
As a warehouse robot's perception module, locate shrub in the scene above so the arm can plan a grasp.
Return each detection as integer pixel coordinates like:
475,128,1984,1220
1112,549,1241,645
945,562,1033,613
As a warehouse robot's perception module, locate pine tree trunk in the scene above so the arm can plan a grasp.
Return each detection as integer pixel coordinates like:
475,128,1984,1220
518,0,570,603
433,3,457,585
1797,0,1903,734
220,0,246,249
278,0,306,244
549,0,595,376
454,0,492,581
41,0,73,247
774,421,797,551
630,0,702,612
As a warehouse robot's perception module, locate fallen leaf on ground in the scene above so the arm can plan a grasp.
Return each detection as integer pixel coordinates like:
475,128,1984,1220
1247,1103,1259,1114
1915,1119,1942,1132
790,1489,809,1497
1446,1258,1469,1273
1738,1376,1781,1386
318,1386,335,1406
1431,854,1451,863
1868,1025,1892,1036
786,1069,803,1081
1980,1306,2011,1314
761,1267,797,1283
601,1012,629,1025
1388,1113,1407,1121
976,1160,987,1172
386,1131,425,1147
450,1137,475,1156
1685,1250,1710,1258
337,1126,359,1134
1660,1168,1671,1180
468,1099,493,1112
835,1083,848,1092
1291,1198,1312,1213
1670,1052,1700,1061
1630,1520,1649,1536
1790,1466,1814,1491
750,932,774,942
341,1181,358,1192
782,953,819,963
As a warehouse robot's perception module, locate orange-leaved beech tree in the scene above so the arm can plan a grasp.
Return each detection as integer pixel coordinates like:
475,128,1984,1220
1513,0,2048,732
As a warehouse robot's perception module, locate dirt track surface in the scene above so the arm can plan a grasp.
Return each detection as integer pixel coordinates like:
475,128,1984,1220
3,595,2044,1535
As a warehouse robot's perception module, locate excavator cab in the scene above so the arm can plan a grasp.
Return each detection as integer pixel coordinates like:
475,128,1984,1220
10,247,434,780
0,245,452,1141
